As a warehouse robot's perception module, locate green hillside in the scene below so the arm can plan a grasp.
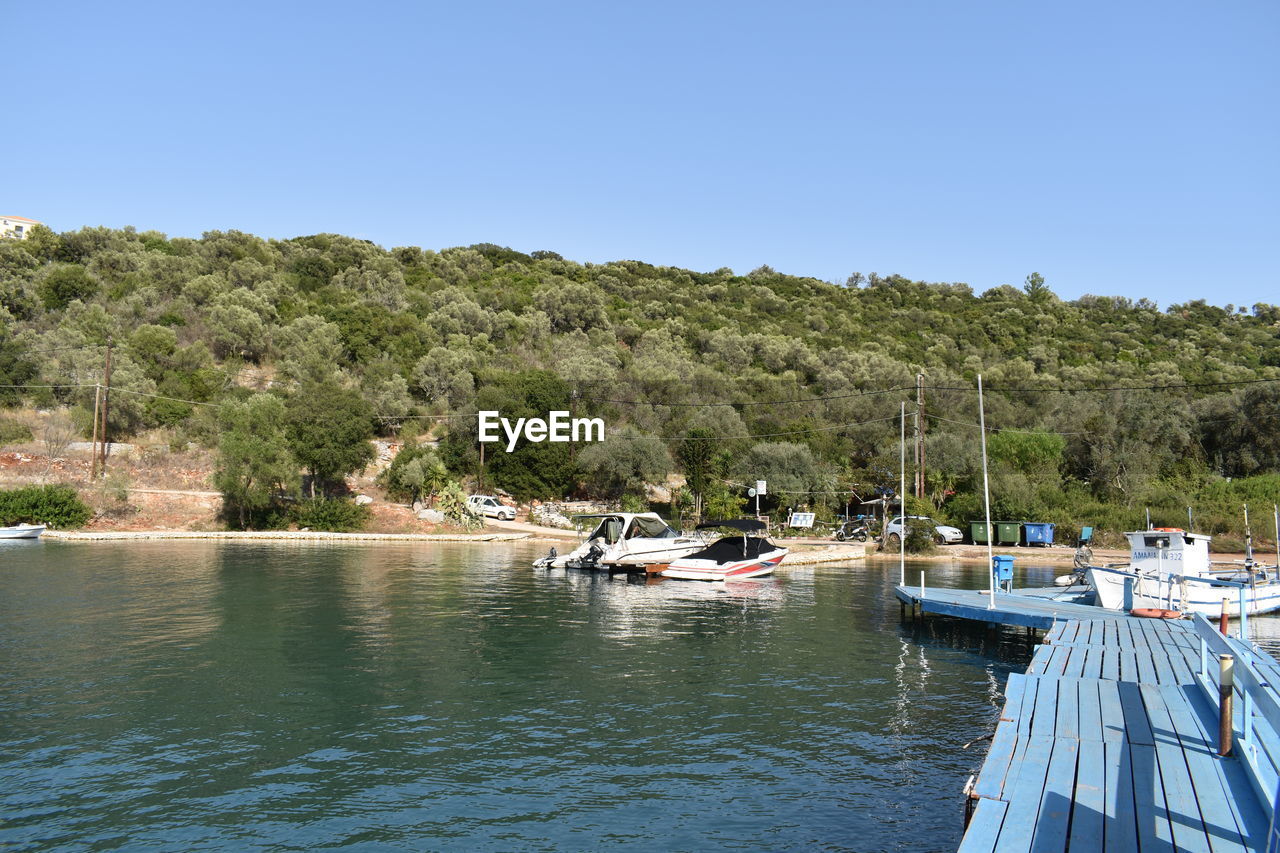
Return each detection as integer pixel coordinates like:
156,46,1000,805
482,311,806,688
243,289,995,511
2,225,1278,540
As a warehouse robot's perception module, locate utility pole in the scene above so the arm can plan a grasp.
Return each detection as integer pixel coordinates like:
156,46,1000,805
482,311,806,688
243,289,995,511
90,383,102,480
98,337,113,478
915,373,926,499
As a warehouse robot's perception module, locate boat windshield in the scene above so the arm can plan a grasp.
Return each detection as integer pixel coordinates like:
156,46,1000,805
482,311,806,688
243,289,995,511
588,517,625,544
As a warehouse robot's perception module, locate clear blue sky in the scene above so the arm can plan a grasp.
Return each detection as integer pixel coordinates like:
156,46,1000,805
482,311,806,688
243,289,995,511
6,1,1277,308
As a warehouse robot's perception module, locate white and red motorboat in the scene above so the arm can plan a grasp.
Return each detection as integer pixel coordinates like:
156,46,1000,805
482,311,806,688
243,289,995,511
661,519,787,581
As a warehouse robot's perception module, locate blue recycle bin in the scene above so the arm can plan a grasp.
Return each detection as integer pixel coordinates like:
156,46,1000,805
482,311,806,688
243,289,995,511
992,555,1015,585
1023,522,1056,546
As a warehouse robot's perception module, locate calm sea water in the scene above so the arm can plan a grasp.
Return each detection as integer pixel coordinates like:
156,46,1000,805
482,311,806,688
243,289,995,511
2,541,1058,851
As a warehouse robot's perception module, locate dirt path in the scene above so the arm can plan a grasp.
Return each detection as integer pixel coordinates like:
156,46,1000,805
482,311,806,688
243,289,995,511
485,518,583,540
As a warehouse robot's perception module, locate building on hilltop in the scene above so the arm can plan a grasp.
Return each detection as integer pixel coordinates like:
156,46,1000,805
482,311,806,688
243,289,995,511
1,216,41,240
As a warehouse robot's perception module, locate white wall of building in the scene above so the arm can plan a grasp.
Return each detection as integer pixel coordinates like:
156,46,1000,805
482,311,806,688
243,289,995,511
0,216,41,239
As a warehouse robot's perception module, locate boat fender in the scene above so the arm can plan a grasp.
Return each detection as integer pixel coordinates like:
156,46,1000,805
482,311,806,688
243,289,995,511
1130,608,1182,619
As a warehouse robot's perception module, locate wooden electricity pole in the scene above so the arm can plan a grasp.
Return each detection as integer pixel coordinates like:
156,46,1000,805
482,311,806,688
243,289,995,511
98,337,113,477
90,383,102,480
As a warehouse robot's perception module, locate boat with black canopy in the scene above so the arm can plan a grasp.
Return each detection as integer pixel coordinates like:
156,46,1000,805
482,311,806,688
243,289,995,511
661,519,787,581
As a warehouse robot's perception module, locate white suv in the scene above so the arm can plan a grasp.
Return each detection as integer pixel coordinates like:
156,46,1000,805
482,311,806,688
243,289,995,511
466,495,516,521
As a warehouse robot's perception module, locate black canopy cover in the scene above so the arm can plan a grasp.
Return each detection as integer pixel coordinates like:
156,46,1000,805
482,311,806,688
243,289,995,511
695,519,767,533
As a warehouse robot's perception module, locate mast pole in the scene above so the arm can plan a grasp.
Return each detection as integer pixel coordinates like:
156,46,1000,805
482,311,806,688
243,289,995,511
900,401,906,587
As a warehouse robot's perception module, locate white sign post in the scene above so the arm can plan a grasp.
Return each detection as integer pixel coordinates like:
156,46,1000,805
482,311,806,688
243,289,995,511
755,480,766,518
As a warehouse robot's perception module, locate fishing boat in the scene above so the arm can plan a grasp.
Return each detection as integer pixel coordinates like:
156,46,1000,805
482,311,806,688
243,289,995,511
533,513,704,573
1085,527,1280,617
0,523,46,540
661,519,787,581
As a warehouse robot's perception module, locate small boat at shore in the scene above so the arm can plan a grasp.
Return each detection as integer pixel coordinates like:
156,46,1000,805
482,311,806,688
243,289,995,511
533,513,704,573
662,520,787,581
1086,527,1280,617
0,523,46,540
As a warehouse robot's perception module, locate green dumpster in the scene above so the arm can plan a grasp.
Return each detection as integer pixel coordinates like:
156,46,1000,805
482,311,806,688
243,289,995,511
969,521,991,544
995,521,1021,546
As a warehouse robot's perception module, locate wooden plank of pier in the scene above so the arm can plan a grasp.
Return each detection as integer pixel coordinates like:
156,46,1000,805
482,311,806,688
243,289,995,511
958,616,1273,852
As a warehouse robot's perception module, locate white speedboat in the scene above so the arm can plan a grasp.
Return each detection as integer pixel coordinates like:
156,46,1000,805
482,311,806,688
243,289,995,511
533,513,703,573
1086,527,1280,617
0,523,46,540
662,520,787,581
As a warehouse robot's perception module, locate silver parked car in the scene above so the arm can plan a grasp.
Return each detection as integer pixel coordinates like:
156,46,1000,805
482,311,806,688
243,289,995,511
466,495,516,521
884,515,963,545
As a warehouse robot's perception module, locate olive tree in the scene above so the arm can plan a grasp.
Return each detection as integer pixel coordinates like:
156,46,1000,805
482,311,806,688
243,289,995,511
215,393,297,528
285,383,376,497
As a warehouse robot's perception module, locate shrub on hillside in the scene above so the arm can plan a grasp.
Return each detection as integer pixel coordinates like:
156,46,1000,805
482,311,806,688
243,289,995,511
290,498,370,533
0,418,33,444
0,484,92,528
379,443,449,504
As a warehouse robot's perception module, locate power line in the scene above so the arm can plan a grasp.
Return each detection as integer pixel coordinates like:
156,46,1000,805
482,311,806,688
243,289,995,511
930,376,1280,394
924,413,1086,436
0,382,220,409
13,343,105,357
581,385,916,408
107,387,221,408
578,375,1280,410
652,414,902,441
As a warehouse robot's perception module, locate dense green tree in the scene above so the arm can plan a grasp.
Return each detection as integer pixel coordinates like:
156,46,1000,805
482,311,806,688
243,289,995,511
285,383,376,497
0,326,37,406
275,315,345,384
676,427,718,518
37,264,98,310
1200,385,1280,477
578,427,673,499
214,394,297,528
732,442,832,510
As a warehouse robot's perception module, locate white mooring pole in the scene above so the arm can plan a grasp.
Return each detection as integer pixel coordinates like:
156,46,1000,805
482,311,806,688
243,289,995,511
1274,504,1279,582
978,375,995,609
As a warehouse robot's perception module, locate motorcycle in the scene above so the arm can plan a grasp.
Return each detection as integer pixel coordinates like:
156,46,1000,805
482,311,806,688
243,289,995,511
833,518,870,542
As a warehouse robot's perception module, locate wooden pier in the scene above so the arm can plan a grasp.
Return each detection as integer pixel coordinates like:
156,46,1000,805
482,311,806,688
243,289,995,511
955,614,1280,852
895,583,1126,631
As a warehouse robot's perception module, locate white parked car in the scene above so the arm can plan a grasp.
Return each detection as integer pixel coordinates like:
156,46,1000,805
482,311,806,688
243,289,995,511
885,515,963,545
466,495,516,521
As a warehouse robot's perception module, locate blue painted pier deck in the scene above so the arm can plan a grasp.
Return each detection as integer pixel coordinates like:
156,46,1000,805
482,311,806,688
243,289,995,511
956,614,1280,852
894,584,1123,631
